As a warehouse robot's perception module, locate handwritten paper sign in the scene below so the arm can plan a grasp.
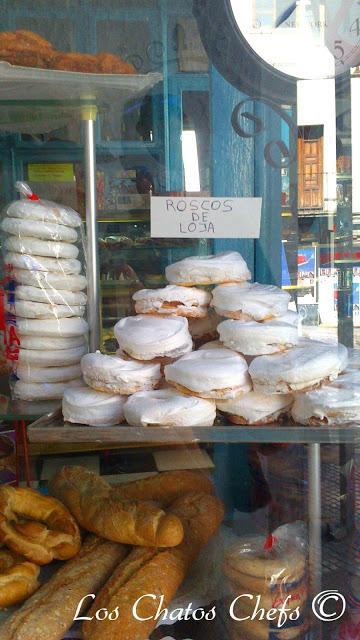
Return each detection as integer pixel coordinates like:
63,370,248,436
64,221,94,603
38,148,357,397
151,197,262,239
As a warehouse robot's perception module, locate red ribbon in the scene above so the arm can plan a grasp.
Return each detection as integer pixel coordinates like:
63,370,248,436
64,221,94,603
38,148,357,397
264,534,278,551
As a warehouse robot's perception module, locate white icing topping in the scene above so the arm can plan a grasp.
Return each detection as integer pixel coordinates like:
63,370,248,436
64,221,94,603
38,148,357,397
124,389,216,427
133,285,211,313
292,381,360,425
165,348,252,396
63,387,126,426
13,268,87,291
1,216,78,243
249,342,348,393
15,285,87,306
199,340,224,350
331,370,360,388
16,317,89,338
114,315,193,360
217,391,293,423
5,252,82,275
218,317,299,355
81,352,161,393
165,251,251,285
212,282,291,320
7,199,81,228
5,236,79,259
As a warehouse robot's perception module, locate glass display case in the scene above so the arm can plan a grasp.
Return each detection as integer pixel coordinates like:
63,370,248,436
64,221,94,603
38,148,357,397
0,2,359,640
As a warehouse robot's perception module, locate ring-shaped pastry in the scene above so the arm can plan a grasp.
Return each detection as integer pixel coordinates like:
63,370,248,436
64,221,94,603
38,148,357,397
0,548,40,608
0,486,81,565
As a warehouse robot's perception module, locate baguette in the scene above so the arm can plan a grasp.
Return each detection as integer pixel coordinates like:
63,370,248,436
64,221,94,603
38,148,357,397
113,470,214,506
82,492,224,640
49,466,184,547
0,536,127,640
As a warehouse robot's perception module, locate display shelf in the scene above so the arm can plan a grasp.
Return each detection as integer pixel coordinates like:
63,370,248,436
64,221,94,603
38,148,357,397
27,410,360,445
0,63,162,103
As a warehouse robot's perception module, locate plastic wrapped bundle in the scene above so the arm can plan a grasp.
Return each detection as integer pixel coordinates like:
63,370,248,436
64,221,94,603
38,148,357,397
1,182,88,400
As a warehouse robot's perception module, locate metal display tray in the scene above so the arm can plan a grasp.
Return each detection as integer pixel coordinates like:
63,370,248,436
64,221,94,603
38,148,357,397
27,409,360,445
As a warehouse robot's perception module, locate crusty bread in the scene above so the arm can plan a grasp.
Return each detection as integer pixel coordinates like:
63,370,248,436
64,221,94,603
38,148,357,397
0,549,39,608
49,466,184,547
113,470,214,506
0,485,81,565
82,492,224,640
0,536,126,640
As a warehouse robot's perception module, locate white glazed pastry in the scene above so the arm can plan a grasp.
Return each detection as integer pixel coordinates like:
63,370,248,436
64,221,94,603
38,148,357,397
331,369,360,389
16,317,89,338
124,388,216,427
199,340,224,350
1,217,78,243
62,387,126,426
249,342,348,394
165,348,252,399
6,198,81,228
15,285,87,307
211,282,291,321
5,252,82,275
17,335,86,351
133,285,211,318
7,299,85,319
13,268,87,291
15,363,82,383
217,391,293,425
218,317,299,355
346,349,360,371
4,236,79,259
114,315,193,361
14,378,84,401
292,379,360,425
188,312,222,346
165,251,251,286
16,344,87,366
81,352,162,394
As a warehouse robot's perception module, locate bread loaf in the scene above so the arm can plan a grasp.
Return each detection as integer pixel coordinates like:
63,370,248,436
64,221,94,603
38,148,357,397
49,466,184,547
0,536,127,640
82,492,224,640
113,469,214,506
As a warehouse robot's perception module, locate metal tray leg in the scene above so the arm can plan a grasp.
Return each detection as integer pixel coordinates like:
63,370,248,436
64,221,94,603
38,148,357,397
308,442,322,639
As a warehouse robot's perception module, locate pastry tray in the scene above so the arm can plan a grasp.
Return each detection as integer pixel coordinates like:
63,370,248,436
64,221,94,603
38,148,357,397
26,409,360,445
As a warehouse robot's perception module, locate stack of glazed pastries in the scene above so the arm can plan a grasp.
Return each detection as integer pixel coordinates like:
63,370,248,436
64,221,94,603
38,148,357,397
1,195,89,400
63,250,352,427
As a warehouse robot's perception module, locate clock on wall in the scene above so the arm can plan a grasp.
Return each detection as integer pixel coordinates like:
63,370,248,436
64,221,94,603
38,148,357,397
194,0,360,101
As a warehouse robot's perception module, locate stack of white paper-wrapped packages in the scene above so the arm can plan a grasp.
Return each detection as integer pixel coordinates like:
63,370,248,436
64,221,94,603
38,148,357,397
1,182,88,401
